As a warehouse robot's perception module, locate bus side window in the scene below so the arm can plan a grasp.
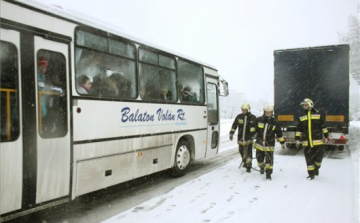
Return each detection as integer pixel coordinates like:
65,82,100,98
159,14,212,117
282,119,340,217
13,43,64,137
37,50,68,138
74,30,137,100
138,48,176,102
178,60,204,104
0,41,19,142
139,65,177,101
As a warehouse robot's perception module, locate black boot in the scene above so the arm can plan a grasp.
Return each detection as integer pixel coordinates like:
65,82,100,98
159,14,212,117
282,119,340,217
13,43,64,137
266,173,271,180
307,175,314,180
246,165,251,173
260,167,264,174
314,167,319,176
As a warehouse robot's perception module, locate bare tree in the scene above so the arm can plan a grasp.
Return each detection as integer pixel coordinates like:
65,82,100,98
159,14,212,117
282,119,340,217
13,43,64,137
339,7,360,84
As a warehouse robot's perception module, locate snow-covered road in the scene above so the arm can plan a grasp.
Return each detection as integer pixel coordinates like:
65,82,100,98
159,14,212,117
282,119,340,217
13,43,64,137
103,150,354,223
103,121,359,223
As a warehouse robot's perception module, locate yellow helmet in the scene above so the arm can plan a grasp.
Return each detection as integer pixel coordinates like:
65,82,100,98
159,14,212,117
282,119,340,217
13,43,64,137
300,98,314,108
241,103,251,112
263,105,274,112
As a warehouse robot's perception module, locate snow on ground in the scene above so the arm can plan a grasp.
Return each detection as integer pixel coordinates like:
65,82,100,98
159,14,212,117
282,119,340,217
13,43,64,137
103,120,360,223
349,121,360,222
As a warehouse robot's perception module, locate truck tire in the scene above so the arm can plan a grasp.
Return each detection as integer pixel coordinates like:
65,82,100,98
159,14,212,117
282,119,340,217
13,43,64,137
170,140,191,177
286,143,297,149
326,145,336,151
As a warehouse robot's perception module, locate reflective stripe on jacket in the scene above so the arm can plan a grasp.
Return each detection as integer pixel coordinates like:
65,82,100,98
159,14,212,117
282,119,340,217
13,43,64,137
295,108,328,148
253,115,284,148
229,112,257,142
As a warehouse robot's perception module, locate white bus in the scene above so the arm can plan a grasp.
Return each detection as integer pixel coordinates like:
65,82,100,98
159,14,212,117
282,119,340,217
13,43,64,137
0,0,228,220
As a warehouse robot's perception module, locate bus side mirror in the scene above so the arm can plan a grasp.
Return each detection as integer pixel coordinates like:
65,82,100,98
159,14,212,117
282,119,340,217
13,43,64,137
219,76,229,97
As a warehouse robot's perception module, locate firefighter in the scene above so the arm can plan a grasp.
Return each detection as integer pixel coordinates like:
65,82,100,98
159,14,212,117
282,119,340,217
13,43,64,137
229,103,257,172
295,98,329,180
253,105,285,180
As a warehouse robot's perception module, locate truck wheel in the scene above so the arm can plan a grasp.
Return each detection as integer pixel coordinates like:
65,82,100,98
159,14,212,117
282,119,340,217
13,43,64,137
338,145,344,151
286,143,296,149
326,145,336,151
171,140,191,177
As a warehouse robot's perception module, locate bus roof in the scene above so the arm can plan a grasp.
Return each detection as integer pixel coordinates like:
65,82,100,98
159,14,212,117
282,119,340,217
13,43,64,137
11,0,217,71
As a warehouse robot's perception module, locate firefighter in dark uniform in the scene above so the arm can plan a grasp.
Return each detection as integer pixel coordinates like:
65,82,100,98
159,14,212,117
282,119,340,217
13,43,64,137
295,98,329,180
229,103,257,172
253,105,285,180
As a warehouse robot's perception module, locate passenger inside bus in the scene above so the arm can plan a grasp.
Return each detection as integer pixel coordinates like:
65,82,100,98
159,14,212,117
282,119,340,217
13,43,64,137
37,57,50,117
109,73,131,98
90,74,119,97
160,87,172,100
77,74,92,94
37,55,67,137
140,82,158,100
181,86,197,102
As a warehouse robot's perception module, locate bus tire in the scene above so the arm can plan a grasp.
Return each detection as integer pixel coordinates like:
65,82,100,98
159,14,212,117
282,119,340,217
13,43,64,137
171,140,191,178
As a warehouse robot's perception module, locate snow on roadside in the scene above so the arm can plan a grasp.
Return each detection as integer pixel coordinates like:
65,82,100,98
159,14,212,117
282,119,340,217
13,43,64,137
349,121,359,223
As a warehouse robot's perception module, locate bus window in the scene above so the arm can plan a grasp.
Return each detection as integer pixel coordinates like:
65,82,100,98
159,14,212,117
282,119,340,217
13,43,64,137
109,39,135,59
76,30,108,52
207,83,219,125
37,50,68,138
0,41,19,142
139,48,176,102
178,60,204,104
75,29,137,99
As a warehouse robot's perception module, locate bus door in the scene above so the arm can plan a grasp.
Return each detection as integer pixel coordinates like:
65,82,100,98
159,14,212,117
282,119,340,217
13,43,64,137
0,28,23,215
205,77,220,157
33,36,71,204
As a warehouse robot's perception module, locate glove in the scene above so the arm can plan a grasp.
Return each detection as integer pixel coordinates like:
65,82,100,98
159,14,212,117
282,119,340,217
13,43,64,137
229,134,233,141
296,140,300,147
281,144,285,149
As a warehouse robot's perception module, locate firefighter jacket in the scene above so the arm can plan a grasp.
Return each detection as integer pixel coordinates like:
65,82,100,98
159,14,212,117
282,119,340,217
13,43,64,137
253,115,285,151
295,108,329,147
229,112,257,145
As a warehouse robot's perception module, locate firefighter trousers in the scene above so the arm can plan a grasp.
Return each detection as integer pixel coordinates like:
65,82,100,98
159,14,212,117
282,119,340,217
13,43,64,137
304,145,324,177
256,149,274,175
239,143,253,167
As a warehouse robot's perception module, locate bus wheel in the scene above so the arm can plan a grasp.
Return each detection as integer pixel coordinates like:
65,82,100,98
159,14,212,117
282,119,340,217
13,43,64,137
171,140,191,177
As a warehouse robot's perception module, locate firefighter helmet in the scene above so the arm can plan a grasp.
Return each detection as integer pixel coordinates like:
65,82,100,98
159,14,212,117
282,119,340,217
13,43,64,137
241,103,251,112
263,105,274,112
300,98,314,108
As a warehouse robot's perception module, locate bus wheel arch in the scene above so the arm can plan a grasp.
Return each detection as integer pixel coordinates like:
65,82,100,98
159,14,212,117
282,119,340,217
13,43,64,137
180,135,195,161
171,136,193,177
